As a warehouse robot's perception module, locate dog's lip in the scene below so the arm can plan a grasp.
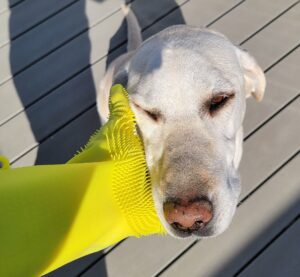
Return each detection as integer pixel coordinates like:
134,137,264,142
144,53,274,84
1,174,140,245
164,218,215,238
167,224,214,238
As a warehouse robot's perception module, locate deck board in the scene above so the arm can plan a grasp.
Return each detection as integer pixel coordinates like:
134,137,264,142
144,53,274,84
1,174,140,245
0,0,124,84
0,0,186,120
240,218,300,277
0,0,125,124
209,0,298,43
0,0,299,276
0,0,77,47
244,47,300,137
240,97,300,199
142,0,242,39
241,2,300,70
0,0,23,13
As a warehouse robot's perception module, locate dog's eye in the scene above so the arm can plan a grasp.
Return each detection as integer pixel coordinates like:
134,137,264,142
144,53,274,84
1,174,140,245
133,102,162,122
144,110,161,122
209,93,234,114
211,95,227,105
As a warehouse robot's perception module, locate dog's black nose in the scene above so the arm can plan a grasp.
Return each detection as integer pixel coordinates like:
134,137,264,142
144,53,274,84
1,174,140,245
163,199,213,232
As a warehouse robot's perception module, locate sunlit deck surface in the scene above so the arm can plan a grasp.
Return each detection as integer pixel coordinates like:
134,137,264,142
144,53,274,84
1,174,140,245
0,0,299,276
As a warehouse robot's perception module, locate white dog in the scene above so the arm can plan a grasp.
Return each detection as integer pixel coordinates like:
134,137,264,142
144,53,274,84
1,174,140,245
97,6,266,238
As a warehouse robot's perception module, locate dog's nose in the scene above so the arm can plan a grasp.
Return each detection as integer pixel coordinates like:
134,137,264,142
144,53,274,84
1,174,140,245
163,199,213,232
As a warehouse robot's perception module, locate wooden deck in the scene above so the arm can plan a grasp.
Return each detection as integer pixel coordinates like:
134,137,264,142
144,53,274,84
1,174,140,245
0,0,299,276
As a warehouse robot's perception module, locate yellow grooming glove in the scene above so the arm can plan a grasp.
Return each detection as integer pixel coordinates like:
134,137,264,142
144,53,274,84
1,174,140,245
0,84,166,277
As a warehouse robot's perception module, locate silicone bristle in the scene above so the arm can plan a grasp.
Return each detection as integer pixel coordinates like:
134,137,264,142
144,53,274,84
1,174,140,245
71,85,165,235
107,87,165,235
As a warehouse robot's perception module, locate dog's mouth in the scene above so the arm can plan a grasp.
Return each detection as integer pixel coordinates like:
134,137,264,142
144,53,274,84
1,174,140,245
168,221,214,238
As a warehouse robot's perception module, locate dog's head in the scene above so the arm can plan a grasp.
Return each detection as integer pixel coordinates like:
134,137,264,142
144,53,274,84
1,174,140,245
115,26,265,238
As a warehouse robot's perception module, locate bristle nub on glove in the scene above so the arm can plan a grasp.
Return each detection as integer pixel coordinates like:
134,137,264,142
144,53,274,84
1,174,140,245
70,84,165,235
107,85,165,235
0,156,10,169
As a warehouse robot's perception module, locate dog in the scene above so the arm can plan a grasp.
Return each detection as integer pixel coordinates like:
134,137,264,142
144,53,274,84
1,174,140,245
97,6,266,238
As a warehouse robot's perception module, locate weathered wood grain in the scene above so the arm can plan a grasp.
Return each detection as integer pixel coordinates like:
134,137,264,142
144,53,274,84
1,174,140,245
0,0,78,47
240,218,300,277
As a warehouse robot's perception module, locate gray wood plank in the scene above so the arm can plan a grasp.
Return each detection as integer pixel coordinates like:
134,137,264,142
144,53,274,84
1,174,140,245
44,244,117,277
0,0,10,13
0,45,125,162
0,0,124,84
239,97,300,199
142,0,243,39
210,0,298,43
161,154,300,277
86,235,194,277
0,0,185,125
243,47,300,137
13,106,100,166
0,0,23,13
0,0,77,47
242,2,300,70
240,219,300,277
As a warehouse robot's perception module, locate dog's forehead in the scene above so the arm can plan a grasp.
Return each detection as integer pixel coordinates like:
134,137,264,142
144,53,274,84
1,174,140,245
127,27,245,118
129,48,242,116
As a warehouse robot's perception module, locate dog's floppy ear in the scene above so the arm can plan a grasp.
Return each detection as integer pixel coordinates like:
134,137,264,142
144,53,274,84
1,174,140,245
113,69,129,88
235,47,266,102
97,53,132,123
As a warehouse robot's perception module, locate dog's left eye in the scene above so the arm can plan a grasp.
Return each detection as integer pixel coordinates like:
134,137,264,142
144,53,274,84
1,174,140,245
144,109,161,122
209,93,234,114
133,102,162,122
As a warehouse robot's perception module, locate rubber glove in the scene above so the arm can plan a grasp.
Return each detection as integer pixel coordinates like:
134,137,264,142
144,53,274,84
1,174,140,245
0,84,166,277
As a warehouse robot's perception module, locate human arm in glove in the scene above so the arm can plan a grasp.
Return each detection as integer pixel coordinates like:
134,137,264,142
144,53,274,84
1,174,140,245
0,84,166,276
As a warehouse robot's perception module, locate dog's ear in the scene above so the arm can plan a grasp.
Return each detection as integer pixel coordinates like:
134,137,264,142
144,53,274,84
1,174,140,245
97,54,132,122
113,69,129,88
235,47,266,102
112,53,133,88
